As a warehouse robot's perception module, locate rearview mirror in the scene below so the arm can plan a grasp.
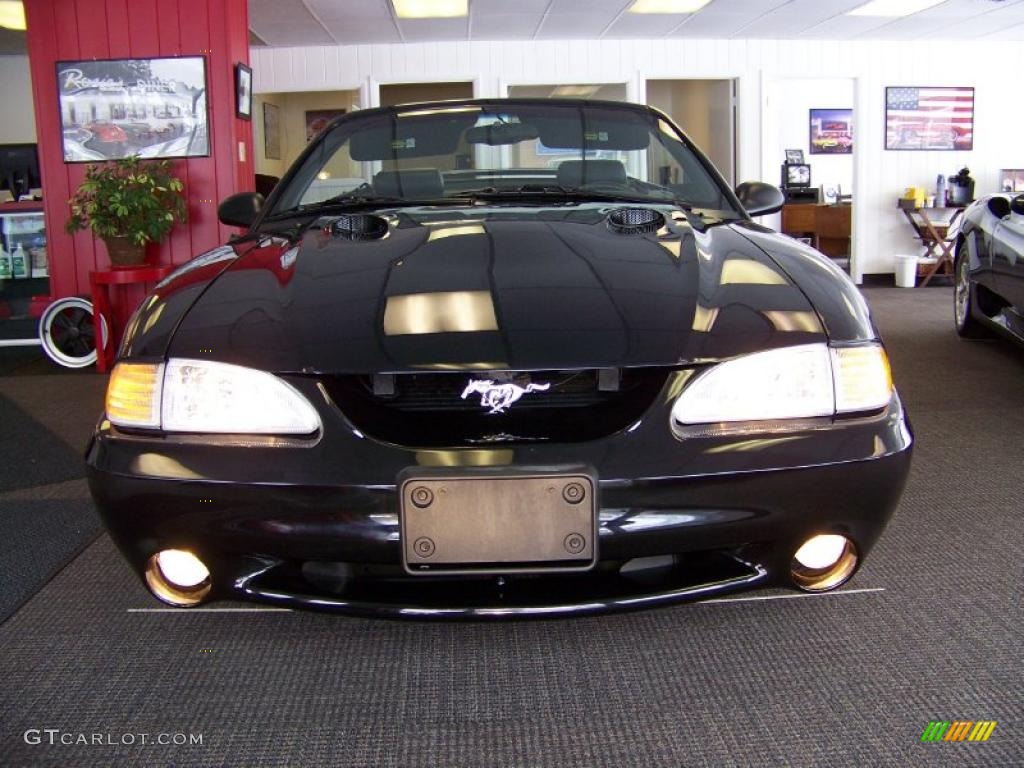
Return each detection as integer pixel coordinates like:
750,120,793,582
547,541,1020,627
1011,194,1024,216
735,181,785,217
465,122,539,146
218,192,264,229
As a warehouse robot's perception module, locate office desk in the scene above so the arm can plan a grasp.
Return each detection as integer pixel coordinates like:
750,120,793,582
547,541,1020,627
781,203,852,258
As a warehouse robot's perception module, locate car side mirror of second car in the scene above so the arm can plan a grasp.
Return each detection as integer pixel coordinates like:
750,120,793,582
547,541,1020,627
1011,194,1024,217
735,181,785,217
218,192,265,229
988,196,1012,219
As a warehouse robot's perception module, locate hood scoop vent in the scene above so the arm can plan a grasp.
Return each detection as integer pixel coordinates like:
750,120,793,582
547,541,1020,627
607,207,664,236
331,214,389,241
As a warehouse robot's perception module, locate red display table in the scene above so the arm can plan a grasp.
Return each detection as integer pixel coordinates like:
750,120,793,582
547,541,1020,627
90,264,173,372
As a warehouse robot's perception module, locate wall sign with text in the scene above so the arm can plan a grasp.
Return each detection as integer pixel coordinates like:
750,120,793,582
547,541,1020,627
56,56,210,162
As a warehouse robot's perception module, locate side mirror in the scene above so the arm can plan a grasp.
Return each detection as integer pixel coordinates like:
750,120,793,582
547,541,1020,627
1011,194,1024,216
218,192,264,228
735,181,785,217
988,196,1012,219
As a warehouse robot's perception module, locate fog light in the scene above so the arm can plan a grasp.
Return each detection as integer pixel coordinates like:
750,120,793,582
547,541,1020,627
145,549,211,606
791,535,858,592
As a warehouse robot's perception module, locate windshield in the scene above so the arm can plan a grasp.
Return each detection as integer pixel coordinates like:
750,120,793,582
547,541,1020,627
269,101,740,218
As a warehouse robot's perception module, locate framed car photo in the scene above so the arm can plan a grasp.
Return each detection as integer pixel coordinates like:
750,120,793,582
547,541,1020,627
235,63,252,120
56,56,209,162
885,86,974,151
809,108,853,155
305,109,346,142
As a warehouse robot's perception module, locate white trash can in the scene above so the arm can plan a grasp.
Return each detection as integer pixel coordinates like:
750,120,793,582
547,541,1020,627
894,254,917,288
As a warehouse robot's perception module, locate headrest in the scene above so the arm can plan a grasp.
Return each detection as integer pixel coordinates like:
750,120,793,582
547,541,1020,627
557,160,627,189
373,169,444,199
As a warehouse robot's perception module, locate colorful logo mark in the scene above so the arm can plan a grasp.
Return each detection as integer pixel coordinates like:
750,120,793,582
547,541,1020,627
921,721,997,742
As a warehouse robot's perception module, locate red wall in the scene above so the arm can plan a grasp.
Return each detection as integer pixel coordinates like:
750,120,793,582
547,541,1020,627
25,0,253,304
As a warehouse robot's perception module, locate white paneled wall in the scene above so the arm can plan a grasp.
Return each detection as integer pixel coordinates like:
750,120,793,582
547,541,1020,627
252,38,1024,278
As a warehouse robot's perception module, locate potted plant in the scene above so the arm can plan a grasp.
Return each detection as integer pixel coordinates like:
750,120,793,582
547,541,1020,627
66,156,187,267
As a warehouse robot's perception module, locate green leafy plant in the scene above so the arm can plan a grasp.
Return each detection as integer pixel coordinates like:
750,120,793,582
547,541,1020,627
65,157,187,246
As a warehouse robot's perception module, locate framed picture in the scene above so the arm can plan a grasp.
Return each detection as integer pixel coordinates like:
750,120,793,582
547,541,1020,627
235,63,252,120
785,149,804,164
809,108,852,155
263,102,281,160
56,56,209,162
885,87,974,151
305,109,346,142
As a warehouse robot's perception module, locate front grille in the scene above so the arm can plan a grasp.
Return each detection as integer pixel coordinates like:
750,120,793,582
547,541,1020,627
321,368,669,447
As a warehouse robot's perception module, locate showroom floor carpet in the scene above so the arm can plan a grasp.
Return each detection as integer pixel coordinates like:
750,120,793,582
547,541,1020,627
0,286,1021,768
0,365,105,622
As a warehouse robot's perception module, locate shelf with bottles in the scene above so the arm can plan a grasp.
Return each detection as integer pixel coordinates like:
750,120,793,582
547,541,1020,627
0,211,46,279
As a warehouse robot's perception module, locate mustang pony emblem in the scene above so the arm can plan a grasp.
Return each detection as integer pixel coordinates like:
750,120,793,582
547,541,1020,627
461,379,551,414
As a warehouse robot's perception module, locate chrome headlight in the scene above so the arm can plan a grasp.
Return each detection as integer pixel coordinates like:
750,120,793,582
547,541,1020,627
671,343,892,436
105,359,321,435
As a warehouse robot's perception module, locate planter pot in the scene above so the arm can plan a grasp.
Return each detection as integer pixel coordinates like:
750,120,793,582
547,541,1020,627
103,236,146,267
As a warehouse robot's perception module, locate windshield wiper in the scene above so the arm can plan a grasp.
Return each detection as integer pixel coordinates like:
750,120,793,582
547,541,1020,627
264,194,464,222
451,185,684,207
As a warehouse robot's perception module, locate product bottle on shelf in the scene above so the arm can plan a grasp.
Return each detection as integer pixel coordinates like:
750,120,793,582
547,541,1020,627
0,245,11,280
11,242,28,278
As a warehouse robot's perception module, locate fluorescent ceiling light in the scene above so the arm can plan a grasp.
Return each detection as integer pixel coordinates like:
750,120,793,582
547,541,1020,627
847,0,944,17
392,0,468,19
629,0,712,13
0,1,25,30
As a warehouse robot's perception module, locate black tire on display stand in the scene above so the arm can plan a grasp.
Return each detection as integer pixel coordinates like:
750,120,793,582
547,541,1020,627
39,296,110,369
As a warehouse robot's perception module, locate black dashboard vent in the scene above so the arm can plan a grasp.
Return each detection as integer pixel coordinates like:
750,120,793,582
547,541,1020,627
607,207,664,235
331,214,389,241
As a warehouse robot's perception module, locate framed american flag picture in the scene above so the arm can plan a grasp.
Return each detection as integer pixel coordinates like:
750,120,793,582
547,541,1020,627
885,87,974,151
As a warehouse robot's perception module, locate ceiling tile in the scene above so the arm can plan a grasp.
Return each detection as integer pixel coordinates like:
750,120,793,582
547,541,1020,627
397,17,470,41
983,22,1024,40
536,12,617,38
252,20,336,46
473,0,552,13
604,12,688,37
670,12,763,37
249,0,317,23
471,14,544,39
305,0,393,21
795,14,895,39
320,18,403,43
547,0,631,12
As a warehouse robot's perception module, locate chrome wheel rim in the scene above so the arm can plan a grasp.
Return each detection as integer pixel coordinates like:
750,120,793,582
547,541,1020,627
955,257,970,329
39,297,109,369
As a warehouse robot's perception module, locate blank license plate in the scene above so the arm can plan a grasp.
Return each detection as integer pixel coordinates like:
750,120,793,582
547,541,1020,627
399,469,597,575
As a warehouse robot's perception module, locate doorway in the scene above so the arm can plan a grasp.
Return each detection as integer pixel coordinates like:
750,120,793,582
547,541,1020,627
506,83,628,102
379,81,474,108
646,79,736,186
763,77,857,277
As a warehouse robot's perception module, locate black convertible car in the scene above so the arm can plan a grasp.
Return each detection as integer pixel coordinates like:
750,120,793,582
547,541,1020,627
956,193,1024,343
87,99,912,617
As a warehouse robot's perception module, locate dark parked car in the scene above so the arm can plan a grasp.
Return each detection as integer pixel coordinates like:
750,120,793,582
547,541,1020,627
956,193,1024,343
87,99,912,618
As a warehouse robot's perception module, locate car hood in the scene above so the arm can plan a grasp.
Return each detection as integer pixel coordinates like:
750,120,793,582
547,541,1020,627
168,205,827,373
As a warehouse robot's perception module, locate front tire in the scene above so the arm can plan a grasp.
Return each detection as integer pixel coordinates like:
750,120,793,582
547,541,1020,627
954,247,986,338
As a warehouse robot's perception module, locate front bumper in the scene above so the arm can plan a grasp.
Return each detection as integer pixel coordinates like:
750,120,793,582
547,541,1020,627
86,383,913,618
